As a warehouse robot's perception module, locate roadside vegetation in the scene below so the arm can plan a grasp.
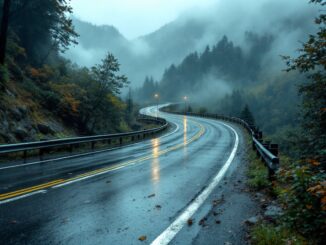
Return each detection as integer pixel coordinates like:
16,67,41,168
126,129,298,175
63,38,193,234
0,0,138,143
247,2,325,243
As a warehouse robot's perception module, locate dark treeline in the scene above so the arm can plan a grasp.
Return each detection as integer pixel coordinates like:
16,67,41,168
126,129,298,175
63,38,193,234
137,34,273,101
136,34,301,138
0,0,133,143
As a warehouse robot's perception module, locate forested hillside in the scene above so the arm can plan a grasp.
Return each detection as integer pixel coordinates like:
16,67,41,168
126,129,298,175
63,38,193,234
136,34,303,139
0,0,132,143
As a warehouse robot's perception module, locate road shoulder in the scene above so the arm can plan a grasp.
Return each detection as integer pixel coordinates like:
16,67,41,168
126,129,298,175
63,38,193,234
192,125,259,245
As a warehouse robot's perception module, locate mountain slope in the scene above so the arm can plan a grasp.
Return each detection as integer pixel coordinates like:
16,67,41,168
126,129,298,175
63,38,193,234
66,1,317,87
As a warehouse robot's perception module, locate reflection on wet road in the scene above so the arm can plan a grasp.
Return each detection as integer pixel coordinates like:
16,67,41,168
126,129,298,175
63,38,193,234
151,138,160,183
0,105,241,245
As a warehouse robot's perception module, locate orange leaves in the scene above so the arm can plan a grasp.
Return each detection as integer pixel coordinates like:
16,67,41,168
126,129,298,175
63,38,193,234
29,68,41,78
138,235,147,241
50,83,85,115
307,181,326,210
306,204,313,210
306,159,321,166
29,65,54,83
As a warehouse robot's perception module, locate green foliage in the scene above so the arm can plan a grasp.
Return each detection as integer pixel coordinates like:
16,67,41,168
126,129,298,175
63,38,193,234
276,1,326,241
278,164,326,240
9,0,78,65
91,53,129,95
251,223,307,245
240,104,255,126
247,147,270,190
283,0,326,161
0,64,8,86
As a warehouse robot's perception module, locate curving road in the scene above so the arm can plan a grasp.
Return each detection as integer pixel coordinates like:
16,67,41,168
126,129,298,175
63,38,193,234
0,106,247,245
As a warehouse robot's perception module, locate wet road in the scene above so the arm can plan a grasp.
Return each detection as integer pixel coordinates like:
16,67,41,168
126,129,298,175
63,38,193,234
0,105,243,245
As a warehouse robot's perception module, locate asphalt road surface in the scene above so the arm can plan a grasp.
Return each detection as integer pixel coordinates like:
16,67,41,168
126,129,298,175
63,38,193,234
0,105,247,245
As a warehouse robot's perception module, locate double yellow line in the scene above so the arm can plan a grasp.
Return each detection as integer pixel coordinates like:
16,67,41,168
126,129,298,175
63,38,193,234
0,119,205,202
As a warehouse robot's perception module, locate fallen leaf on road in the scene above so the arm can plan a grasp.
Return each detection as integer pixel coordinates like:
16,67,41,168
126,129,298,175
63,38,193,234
106,180,111,184
187,219,193,226
215,220,221,224
199,218,207,226
213,211,218,216
155,205,161,209
138,235,147,241
213,199,221,206
148,194,155,198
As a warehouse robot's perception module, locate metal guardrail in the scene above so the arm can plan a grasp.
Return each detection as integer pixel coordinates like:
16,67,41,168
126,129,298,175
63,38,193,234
0,113,168,162
162,108,279,178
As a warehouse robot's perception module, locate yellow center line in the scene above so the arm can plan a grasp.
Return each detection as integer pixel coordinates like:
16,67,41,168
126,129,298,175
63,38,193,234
0,119,205,202
0,179,65,200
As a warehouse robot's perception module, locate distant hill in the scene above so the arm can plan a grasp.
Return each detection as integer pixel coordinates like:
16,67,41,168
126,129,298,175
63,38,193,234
65,2,317,87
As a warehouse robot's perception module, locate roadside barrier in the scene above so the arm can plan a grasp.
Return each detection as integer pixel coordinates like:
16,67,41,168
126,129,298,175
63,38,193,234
0,114,168,163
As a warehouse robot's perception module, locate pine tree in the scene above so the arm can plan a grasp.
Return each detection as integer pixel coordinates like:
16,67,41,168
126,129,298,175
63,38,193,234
240,104,255,126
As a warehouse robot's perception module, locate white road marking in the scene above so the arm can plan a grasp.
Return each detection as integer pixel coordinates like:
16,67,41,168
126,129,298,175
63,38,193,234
0,190,47,205
151,122,239,245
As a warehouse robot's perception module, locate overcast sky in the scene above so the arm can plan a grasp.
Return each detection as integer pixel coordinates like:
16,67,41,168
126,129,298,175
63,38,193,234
70,0,216,39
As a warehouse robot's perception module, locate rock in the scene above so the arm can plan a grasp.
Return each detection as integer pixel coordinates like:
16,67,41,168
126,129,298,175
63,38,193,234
245,216,261,225
10,108,23,121
254,193,264,200
37,123,55,134
264,205,283,219
18,106,28,116
14,128,28,140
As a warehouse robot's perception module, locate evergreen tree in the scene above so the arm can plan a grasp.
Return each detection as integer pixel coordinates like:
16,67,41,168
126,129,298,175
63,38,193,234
240,104,255,126
284,0,326,161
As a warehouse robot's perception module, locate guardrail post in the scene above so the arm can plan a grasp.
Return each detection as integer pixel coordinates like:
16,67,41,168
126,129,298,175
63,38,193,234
39,148,44,161
131,136,135,142
23,150,27,163
119,138,123,145
270,144,279,156
91,142,95,151
69,144,73,153
107,139,111,145
268,168,275,181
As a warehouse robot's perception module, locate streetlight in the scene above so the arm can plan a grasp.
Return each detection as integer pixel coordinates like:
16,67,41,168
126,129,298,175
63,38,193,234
183,96,188,114
154,93,159,118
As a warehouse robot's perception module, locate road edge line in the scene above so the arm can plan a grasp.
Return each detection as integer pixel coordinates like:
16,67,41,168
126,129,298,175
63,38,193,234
150,122,239,245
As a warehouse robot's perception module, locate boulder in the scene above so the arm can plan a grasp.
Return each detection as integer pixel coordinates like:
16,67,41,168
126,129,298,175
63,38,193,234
37,123,55,134
245,216,261,225
264,205,283,219
14,128,28,140
10,108,23,121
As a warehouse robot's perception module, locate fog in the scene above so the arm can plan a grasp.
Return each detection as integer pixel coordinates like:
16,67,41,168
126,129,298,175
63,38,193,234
70,0,216,39
66,0,318,97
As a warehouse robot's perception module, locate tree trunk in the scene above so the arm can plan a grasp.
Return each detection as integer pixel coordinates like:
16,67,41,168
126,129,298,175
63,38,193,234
0,0,11,65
